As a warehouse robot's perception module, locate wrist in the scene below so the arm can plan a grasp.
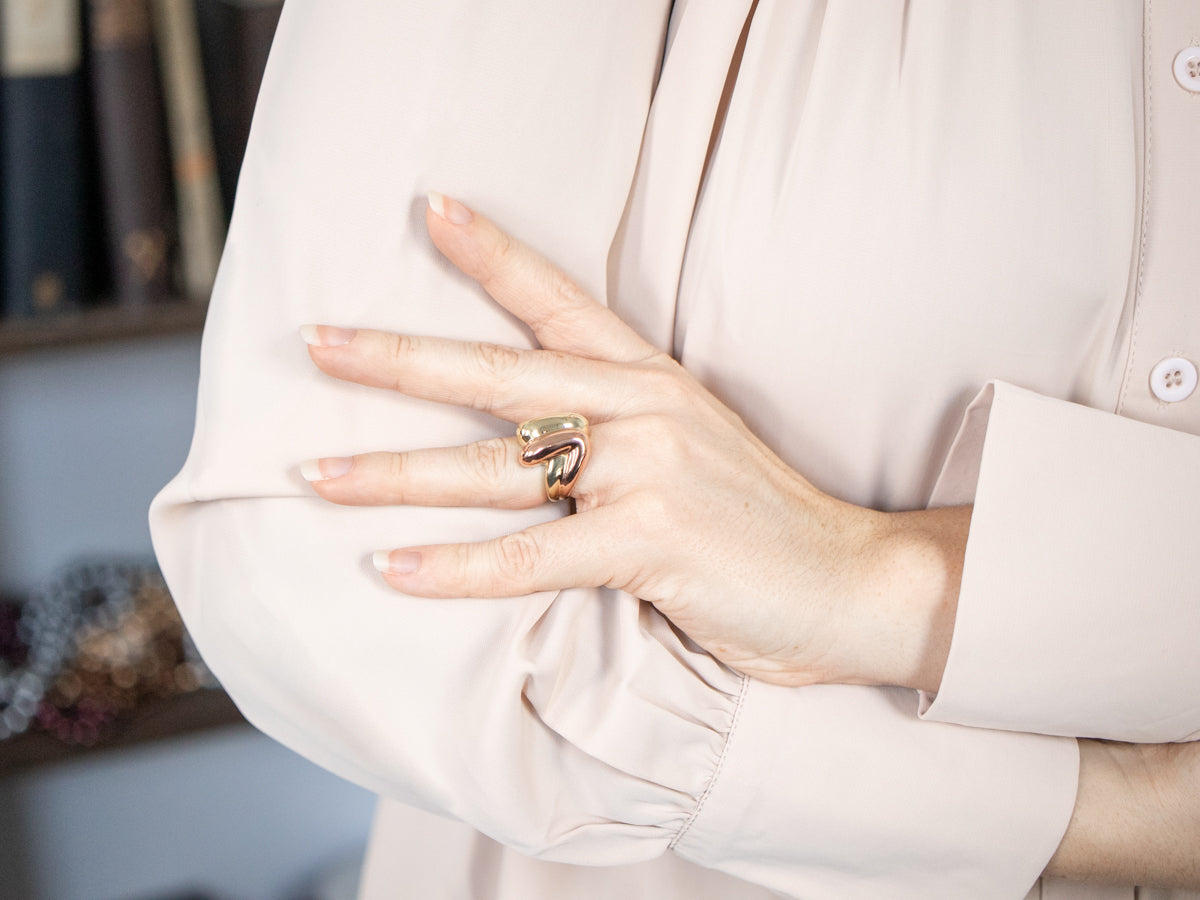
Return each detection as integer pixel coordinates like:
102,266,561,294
1046,740,1200,888
852,505,971,691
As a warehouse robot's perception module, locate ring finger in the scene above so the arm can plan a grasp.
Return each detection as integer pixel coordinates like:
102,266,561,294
300,431,610,510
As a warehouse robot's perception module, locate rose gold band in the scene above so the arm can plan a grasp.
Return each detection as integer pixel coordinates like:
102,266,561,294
517,414,590,502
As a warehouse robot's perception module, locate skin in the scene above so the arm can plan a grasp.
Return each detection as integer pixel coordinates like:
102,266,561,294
300,193,1199,889
1045,740,1199,888
301,192,964,694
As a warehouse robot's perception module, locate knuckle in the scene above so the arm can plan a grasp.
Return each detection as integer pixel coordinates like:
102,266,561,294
387,332,419,367
639,347,677,368
385,334,422,392
626,488,672,528
529,270,594,344
350,452,408,505
494,532,542,582
550,270,589,310
536,283,586,341
465,439,510,485
384,451,408,486
628,413,686,463
477,229,516,286
471,341,522,380
494,229,516,267
569,481,600,512
619,364,691,417
645,365,693,406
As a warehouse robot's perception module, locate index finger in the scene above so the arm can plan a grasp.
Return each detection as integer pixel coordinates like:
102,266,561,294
426,192,659,365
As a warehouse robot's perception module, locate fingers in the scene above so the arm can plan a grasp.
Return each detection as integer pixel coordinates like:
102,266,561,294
425,192,658,364
302,326,657,423
302,423,612,510
302,191,684,421
300,194,691,603
300,438,546,509
371,505,636,599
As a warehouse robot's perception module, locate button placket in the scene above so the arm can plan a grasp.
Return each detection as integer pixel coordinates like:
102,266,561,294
1117,3,1200,428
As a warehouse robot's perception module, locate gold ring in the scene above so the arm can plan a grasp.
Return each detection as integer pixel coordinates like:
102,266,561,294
517,414,590,502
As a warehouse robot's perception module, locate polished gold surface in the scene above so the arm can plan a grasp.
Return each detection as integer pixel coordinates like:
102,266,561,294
517,414,588,443
517,414,590,501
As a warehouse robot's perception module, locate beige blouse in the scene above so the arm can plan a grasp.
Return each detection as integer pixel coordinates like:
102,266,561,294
150,1,1200,897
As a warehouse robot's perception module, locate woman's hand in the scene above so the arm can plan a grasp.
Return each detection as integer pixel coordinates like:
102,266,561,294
300,193,970,691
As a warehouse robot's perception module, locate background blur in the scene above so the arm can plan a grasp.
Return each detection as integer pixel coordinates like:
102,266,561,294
1,2,377,898
0,340,377,900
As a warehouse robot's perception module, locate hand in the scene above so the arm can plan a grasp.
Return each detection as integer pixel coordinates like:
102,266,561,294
299,193,970,691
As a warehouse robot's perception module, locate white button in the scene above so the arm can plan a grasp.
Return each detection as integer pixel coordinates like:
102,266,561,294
1173,47,1200,92
1150,357,1197,403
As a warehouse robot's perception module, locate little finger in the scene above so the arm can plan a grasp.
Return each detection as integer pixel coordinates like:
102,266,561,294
371,505,637,599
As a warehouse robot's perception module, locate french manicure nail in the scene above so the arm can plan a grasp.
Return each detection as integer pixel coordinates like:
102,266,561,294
373,549,422,575
300,325,357,347
300,457,354,482
427,191,473,225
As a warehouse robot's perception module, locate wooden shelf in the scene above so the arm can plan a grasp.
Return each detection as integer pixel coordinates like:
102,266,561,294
0,300,208,355
0,689,246,775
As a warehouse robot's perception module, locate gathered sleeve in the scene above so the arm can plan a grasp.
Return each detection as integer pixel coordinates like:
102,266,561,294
151,3,1078,897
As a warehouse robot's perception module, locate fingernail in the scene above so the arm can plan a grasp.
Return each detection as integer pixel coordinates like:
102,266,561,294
373,549,422,575
300,325,357,347
427,191,473,225
300,456,354,482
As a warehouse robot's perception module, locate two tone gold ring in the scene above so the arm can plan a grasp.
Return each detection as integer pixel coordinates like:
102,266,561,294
517,414,590,502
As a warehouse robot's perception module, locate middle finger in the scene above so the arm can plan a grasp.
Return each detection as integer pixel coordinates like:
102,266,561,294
303,326,654,424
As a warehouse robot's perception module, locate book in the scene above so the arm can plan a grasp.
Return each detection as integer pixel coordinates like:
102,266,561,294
150,0,223,302
86,0,175,306
195,0,282,217
0,0,89,318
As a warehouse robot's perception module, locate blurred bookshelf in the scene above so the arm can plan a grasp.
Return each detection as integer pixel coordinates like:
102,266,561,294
0,0,281,351
0,0,280,772
0,297,208,355
0,561,247,776
0,688,245,775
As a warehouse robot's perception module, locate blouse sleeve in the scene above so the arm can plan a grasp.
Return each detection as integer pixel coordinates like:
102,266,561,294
918,0,1200,746
920,381,1200,742
150,3,1078,897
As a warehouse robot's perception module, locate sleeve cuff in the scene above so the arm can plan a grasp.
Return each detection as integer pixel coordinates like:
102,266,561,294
921,381,1200,742
673,677,1078,899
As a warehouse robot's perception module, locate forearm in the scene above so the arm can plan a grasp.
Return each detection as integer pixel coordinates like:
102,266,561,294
873,510,1200,889
1045,739,1200,889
